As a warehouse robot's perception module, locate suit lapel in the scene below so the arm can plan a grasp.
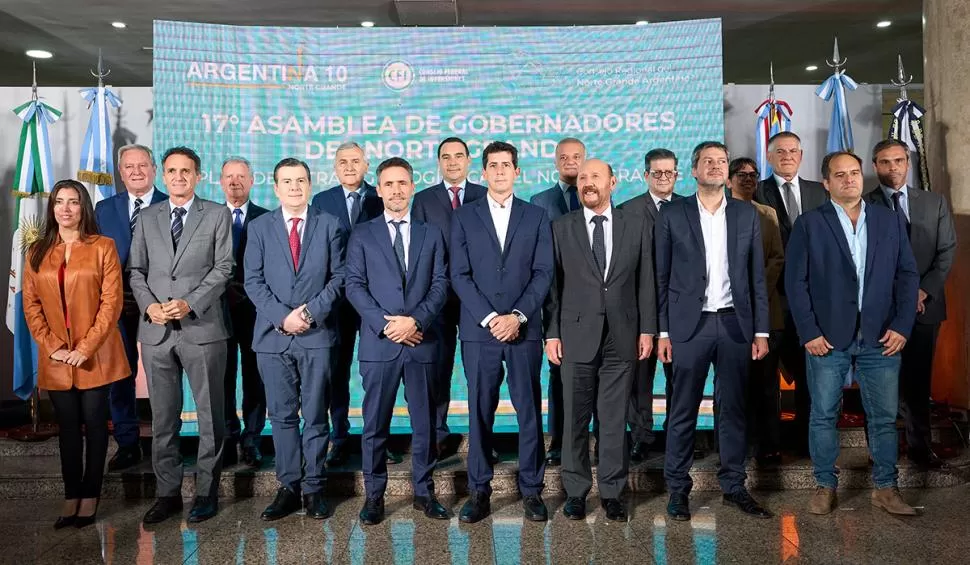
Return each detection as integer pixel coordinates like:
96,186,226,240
768,178,793,229
271,209,296,273
474,198,503,256
554,187,569,216
432,183,452,214
114,195,132,248
155,204,175,261
371,218,402,278
725,201,739,275
503,198,526,258
573,212,601,278
685,195,707,258
172,199,203,266
406,221,427,285
643,196,659,221
329,188,352,230
605,208,628,283
863,206,879,291
821,203,855,268
298,211,321,272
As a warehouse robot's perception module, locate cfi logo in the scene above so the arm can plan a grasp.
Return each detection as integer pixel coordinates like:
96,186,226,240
382,61,414,91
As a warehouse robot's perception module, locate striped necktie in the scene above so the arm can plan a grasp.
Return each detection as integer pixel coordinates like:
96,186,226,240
130,198,143,234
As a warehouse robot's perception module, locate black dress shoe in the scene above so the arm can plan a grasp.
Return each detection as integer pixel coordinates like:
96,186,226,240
241,445,263,469
667,493,691,521
522,495,548,522
107,445,142,472
601,498,627,521
386,451,404,465
74,500,100,529
143,496,183,525
261,487,302,521
545,449,562,466
459,492,491,524
303,492,331,520
222,446,239,467
488,449,500,465
187,496,218,523
53,514,77,529
437,433,463,461
414,496,449,520
325,444,350,467
756,452,782,466
630,442,649,463
910,450,947,470
722,490,772,518
359,497,385,526
563,497,586,520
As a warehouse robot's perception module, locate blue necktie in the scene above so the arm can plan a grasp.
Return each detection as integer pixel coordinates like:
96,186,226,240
130,198,143,234
567,185,580,212
171,207,186,250
891,191,910,238
349,191,362,224
390,220,407,283
231,208,243,251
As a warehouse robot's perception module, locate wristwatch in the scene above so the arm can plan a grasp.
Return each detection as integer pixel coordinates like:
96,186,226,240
513,311,528,324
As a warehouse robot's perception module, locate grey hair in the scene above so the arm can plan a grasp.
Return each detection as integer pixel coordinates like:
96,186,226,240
336,141,367,163
118,144,154,164
221,156,252,172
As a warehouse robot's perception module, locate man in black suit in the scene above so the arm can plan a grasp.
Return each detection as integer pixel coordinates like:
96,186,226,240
754,131,828,453
618,147,682,461
412,137,487,459
530,137,586,467
657,141,771,521
219,157,269,468
310,141,384,466
864,139,957,468
544,158,656,521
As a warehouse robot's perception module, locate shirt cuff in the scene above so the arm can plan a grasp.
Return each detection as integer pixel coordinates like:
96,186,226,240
659,332,670,339
512,309,527,323
481,312,499,327
755,333,770,338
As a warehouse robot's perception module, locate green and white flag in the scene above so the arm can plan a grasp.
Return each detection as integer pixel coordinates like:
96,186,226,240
6,98,61,399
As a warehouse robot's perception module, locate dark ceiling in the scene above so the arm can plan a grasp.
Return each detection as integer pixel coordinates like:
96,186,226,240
0,0,923,86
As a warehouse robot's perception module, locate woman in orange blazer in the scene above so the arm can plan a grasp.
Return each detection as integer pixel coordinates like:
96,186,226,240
22,179,129,529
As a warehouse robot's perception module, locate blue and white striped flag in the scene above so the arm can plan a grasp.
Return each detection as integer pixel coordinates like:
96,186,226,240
7,99,61,400
815,70,858,153
754,99,793,180
78,85,121,203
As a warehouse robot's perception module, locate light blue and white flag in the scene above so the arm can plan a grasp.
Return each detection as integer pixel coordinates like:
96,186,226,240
78,85,121,202
815,70,858,153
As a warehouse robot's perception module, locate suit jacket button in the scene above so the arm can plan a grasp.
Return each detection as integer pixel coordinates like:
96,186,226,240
700,297,705,302
603,287,608,292
171,276,176,281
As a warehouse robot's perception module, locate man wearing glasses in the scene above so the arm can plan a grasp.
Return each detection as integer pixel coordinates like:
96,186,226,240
618,148,682,461
728,158,786,464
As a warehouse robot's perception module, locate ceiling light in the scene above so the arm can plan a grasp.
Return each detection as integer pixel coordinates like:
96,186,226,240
805,65,818,71
876,20,892,28
361,21,374,28
112,21,127,29
635,20,649,25
26,50,52,59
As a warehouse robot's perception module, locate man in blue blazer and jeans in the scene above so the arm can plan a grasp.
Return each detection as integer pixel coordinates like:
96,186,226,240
785,151,919,516
245,158,346,521
346,157,450,526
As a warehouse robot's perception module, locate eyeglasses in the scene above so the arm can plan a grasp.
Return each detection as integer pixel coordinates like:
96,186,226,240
649,170,678,179
732,172,760,180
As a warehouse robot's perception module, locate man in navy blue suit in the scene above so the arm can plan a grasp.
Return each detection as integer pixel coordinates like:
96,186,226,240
656,141,771,521
786,151,919,516
245,158,346,522
529,137,586,467
310,141,383,466
346,157,450,525
451,141,554,523
95,143,168,471
412,137,487,458
219,157,269,468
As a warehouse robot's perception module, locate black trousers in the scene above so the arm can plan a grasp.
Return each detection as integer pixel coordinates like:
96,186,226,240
49,385,111,499
746,330,783,456
778,310,809,450
899,322,941,457
225,301,266,448
330,301,360,446
628,348,673,445
433,298,461,443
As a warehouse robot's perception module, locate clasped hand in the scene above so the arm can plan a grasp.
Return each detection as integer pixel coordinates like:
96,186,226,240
489,314,520,342
146,299,191,324
50,348,88,367
384,315,422,346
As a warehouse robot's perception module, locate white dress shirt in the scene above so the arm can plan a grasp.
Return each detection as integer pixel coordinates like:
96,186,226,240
384,211,412,269
583,205,614,279
129,187,155,218
227,200,251,223
281,206,309,243
699,195,732,312
481,192,523,327
445,179,468,206
343,186,364,220
169,196,195,226
649,191,672,212
773,174,802,217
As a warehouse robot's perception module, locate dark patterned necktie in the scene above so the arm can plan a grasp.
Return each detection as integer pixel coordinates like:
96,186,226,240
390,220,407,279
591,216,607,279
232,208,244,251
567,185,580,211
449,186,461,210
349,191,362,224
130,198,143,234
171,207,186,249
891,191,910,237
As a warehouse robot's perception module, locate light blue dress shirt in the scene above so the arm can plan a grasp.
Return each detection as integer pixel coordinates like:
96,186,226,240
880,185,909,222
832,200,867,312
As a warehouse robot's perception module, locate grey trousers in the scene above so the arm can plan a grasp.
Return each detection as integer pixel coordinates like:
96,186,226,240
142,334,227,499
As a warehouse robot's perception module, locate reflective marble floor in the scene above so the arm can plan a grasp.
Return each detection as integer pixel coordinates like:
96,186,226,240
4,486,968,564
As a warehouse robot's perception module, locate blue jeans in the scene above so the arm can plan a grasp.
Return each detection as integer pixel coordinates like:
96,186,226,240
806,337,901,489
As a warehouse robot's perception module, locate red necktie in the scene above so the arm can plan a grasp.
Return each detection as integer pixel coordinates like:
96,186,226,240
449,186,461,210
289,217,302,269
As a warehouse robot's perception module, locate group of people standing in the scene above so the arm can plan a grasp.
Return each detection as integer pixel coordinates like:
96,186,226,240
21,129,954,530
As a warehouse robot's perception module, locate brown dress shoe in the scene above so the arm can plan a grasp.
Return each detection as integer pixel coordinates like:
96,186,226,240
871,487,917,516
808,487,837,515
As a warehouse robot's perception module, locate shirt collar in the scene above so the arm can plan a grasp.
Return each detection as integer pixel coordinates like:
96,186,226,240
773,174,799,190
696,193,727,216
343,185,366,199
282,206,309,225
832,199,867,220
559,179,576,192
881,184,909,200
384,211,412,225
583,205,613,224
649,191,671,208
227,200,250,215
445,179,467,190
129,187,155,205
170,197,194,213
487,192,514,209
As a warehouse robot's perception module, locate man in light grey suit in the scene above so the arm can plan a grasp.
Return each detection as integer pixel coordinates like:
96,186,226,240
129,146,234,525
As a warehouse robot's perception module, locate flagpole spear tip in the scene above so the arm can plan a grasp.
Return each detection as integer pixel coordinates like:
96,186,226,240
891,54,913,101
768,61,776,103
826,36,847,72
31,61,38,101
90,47,111,88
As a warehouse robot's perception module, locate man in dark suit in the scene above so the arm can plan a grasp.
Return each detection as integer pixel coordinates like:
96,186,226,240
657,141,771,521
451,141,554,523
412,137,487,458
219,157,269,468
864,139,956,469
346,157,450,525
245,158,346,522
310,141,383,466
754,131,828,453
130,147,235,525
786,151,919,516
529,137,585,467
544,159,656,521
618,147,683,461
95,144,167,471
